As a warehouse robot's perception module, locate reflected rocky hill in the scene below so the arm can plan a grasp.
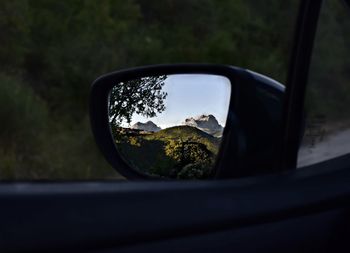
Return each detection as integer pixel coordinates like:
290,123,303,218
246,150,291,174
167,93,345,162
183,114,224,137
130,114,224,137
131,121,161,132
112,114,224,179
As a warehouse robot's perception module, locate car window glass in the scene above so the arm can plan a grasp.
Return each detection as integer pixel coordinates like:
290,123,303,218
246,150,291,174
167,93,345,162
298,0,350,167
0,0,298,180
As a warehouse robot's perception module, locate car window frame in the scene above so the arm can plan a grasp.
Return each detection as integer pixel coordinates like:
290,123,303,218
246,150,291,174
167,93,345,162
296,0,350,168
278,0,323,171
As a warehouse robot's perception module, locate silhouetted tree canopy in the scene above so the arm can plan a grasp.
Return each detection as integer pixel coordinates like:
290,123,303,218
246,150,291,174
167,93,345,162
108,75,168,126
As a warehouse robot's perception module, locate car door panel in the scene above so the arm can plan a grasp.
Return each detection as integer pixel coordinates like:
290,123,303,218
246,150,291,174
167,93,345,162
100,209,348,253
1,154,350,252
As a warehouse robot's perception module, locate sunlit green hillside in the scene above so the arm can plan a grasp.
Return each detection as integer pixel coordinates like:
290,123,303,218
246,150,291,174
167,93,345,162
116,126,221,179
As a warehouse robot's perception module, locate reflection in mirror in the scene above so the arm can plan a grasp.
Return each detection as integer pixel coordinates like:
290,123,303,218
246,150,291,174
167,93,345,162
108,74,231,179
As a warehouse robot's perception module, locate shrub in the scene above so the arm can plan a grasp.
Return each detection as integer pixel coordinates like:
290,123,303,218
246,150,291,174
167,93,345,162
0,73,48,178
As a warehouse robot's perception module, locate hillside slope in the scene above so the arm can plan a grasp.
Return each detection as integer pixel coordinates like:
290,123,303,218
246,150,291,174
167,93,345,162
115,125,221,178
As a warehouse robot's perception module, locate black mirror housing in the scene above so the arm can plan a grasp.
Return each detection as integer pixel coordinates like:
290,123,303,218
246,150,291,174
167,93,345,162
90,64,285,180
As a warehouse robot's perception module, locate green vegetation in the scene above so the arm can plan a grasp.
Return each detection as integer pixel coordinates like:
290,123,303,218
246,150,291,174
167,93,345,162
114,126,219,179
0,74,113,179
6,0,349,179
304,0,350,122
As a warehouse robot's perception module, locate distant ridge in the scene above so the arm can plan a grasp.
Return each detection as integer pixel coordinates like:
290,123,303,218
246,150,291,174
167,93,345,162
183,114,224,137
131,121,161,132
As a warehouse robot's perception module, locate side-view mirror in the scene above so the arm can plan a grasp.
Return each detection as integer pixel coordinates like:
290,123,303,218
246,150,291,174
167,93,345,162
90,64,285,180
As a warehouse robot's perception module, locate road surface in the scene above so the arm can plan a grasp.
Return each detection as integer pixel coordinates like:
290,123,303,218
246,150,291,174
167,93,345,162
298,128,350,167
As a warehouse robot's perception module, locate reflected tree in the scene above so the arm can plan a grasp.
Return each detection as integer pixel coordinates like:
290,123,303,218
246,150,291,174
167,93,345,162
108,75,168,128
165,138,215,179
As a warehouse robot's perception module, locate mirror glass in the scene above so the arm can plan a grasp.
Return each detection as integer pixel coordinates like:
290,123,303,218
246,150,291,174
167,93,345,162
108,74,231,179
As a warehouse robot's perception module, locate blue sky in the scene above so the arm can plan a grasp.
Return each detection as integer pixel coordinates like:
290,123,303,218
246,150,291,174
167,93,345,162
124,74,231,129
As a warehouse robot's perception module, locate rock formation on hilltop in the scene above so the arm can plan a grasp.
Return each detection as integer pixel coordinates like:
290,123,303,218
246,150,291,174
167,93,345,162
183,114,224,137
131,121,161,132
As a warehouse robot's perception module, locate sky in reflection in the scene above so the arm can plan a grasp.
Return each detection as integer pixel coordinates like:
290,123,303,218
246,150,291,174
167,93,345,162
124,74,231,129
